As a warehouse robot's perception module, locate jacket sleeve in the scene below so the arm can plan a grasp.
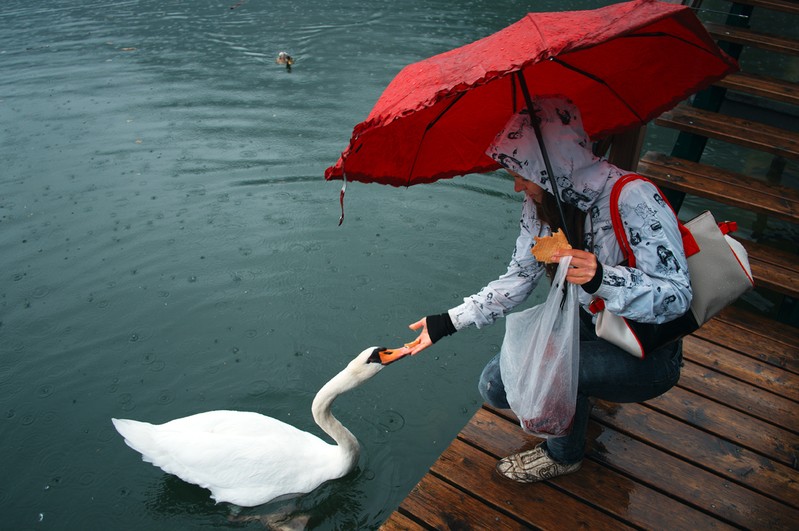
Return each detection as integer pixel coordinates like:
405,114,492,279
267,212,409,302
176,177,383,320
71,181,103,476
448,196,547,330
593,180,692,324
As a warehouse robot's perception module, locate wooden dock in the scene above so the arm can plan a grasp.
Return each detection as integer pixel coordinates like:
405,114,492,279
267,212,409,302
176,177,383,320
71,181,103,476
382,1,799,529
382,307,799,530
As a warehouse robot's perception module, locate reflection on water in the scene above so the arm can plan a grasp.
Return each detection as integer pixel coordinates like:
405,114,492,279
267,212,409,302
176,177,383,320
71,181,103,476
1,0,795,529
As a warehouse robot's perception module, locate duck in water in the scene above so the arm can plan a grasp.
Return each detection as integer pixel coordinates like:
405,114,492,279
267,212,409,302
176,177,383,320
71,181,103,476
276,52,294,72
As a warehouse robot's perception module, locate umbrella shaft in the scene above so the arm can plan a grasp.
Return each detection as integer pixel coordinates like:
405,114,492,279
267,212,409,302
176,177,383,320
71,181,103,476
515,72,573,246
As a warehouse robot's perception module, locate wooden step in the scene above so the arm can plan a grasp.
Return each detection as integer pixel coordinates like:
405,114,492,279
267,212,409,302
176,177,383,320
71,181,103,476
719,0,799,15
636,152,799,299
637,151,799,224
739,237,799,299
683,334,799,407
705,21,799,56
592,398,799,499
701,305,799,373
715,71,799,107
591,399,799,508
679,356,799,431
646,385,799,468
655,104,799,160
715,304,799,353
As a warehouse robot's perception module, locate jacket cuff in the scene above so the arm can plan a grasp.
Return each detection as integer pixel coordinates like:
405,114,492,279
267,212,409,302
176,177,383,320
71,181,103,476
426,313,457,344
581,262,604,294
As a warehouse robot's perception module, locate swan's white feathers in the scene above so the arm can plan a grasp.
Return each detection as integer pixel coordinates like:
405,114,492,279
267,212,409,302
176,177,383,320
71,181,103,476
112,347,384,507
114,411,351,506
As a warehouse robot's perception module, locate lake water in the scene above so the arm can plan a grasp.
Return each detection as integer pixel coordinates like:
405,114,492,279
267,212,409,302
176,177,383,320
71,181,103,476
1,1,796,529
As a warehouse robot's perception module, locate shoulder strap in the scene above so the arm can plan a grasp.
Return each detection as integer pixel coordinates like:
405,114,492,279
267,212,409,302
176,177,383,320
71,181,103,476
609,175,699,269
609,174,643,267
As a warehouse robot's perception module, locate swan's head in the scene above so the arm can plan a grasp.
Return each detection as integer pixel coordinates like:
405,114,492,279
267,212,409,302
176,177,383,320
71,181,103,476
329,347,405,392
366,346,408,366
338,347,386,385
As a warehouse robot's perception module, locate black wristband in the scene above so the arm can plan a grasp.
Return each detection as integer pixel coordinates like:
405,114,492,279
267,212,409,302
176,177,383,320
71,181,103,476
426,313,457,344
581,262,604,294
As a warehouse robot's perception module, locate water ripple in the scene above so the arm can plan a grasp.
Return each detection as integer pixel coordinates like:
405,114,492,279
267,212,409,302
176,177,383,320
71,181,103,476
156,389,175,405
377,409,405,433
36,384,55,398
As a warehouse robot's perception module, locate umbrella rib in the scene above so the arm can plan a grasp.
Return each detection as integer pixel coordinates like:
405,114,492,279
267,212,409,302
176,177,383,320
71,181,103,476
406,92,466,185
549,57,645,123
425,92,466,132
548,31,729,124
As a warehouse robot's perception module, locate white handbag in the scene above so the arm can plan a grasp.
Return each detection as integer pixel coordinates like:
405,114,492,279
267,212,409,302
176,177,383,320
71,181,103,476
591,176,754,358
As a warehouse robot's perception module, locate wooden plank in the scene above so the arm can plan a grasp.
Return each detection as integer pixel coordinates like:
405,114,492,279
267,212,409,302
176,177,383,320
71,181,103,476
739,238,799,299
592,400,799,508
433,439,635,531
705,22,799,56
717,305,799,351
682,334,799,402
715,71,799,106
678,360,799,433
636,152,799,298
738,238,799,281
696,311,799,374
589,418,799,529
481,405,799,528
645,386,799,468
379,512,426,531
397,471,528,530
637,151,799,223
461,408,736,530
720,0,799,15
654,105,799,160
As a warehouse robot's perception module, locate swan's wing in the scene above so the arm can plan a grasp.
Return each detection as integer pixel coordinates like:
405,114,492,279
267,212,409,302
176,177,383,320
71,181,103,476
158,410,310,439
112,413,348,507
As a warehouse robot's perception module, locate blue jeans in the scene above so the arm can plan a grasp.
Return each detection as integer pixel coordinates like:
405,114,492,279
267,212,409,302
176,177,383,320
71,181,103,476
478,313,683,464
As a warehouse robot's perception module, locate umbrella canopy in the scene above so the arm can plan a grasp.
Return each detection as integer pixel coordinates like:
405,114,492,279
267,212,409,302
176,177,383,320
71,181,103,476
325,0,737,187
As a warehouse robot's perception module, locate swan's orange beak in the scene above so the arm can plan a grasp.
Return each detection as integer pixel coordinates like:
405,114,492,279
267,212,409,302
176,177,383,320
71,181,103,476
367,347,408,366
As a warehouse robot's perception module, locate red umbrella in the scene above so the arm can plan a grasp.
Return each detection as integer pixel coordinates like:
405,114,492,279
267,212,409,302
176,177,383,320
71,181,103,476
325,0,737,190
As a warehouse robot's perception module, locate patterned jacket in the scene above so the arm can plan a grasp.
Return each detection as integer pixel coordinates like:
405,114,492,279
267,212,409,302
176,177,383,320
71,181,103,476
448,97,692,331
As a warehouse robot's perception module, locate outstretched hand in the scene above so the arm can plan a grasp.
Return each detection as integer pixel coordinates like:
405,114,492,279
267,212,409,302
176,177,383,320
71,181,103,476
404,317,433,355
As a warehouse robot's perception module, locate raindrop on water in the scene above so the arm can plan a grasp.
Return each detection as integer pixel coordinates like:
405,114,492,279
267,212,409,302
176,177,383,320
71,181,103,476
36,384,54,398
32,285,50,299
157,390,175,405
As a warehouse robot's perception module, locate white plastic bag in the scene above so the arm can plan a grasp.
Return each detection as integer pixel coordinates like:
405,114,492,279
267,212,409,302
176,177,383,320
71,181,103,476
499,256,579,438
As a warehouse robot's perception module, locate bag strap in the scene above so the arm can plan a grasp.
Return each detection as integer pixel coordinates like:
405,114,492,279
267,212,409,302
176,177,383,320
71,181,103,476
608,175,700,269
609,174,641,267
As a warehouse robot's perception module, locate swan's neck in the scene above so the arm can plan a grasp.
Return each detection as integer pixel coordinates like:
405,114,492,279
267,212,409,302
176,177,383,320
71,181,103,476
311,370,360,470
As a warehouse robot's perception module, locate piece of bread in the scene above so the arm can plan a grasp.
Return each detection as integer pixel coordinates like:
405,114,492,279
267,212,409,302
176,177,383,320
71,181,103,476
531,229,571,263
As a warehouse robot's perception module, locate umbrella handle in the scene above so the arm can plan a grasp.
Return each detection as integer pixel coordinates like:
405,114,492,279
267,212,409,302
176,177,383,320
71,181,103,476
514,72,573,247
338,173,347,226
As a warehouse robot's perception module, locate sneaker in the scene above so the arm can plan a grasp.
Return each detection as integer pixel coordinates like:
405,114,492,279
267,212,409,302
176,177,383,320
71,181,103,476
495,443,582,483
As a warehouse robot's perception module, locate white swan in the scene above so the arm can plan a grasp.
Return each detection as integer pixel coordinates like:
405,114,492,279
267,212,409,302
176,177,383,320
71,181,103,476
112,346,406,507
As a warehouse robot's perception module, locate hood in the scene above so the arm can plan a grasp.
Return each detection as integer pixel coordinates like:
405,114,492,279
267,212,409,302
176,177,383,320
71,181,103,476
486,96,628,212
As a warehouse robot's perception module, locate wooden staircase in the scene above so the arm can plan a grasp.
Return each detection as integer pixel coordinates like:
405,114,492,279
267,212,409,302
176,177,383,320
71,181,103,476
635,0,799,324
